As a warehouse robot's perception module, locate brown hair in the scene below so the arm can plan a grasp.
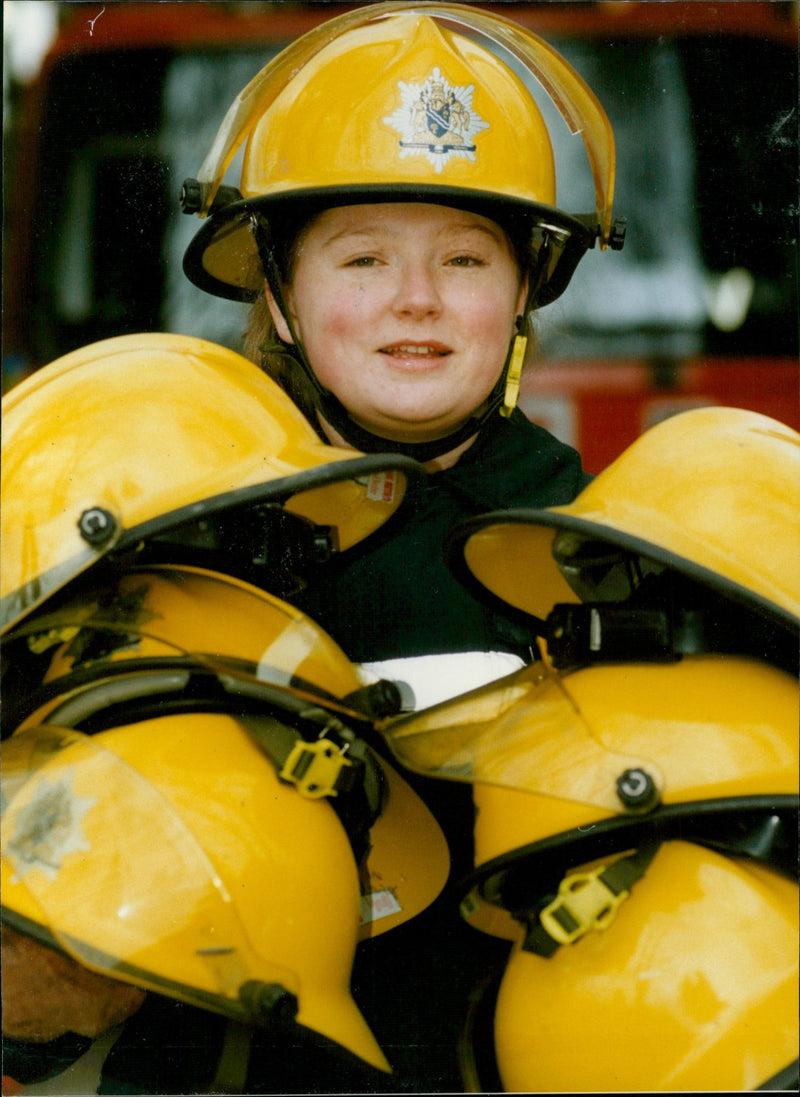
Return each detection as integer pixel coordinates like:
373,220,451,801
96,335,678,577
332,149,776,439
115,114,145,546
241,217,322,421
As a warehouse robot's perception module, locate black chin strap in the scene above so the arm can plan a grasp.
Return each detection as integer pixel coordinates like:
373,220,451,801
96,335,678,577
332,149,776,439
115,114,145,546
250,214,547,462
318,391,489,462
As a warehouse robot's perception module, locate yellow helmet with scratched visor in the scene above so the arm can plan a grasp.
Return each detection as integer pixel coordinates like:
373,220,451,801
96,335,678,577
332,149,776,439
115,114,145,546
1,563,450,1078
3,562,450,940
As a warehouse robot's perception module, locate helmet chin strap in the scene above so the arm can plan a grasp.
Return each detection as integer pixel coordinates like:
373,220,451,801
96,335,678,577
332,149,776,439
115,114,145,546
251,215,539,463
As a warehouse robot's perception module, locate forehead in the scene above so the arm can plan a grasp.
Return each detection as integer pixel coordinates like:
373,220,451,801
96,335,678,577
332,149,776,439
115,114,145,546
303,202,510,244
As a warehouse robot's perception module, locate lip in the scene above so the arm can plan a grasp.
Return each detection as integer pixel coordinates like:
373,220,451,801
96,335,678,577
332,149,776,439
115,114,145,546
378,341,452,371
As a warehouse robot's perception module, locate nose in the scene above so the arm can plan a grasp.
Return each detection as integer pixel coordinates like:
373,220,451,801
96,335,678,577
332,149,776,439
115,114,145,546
391,261,443,319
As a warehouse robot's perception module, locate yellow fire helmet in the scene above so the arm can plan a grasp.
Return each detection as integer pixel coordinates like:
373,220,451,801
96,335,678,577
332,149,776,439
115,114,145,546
446,406,800,638
2,564,450,943
180,2,625,460
477,841,798,1092
1,332,423,635
377,405,799,1089
182,2,623,305
1,564,452,1076
1,717,398,1073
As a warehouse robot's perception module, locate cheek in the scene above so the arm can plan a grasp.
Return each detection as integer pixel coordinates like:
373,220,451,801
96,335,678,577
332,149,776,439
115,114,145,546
464,289,519,350
296,290,377,373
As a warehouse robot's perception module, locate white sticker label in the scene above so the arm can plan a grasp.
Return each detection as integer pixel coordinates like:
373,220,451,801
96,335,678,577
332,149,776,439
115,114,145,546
365,470,398,504
359,888,403,925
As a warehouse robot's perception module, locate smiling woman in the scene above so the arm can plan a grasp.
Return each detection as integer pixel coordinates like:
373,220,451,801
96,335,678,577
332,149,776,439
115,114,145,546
183,3,623,468
179,3,623,688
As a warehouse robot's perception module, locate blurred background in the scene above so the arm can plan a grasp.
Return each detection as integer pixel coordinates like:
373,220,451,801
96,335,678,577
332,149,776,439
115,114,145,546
3,0,798,472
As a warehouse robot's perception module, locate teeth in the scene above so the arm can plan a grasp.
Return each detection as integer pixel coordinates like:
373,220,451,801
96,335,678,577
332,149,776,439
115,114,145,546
386,344,443,355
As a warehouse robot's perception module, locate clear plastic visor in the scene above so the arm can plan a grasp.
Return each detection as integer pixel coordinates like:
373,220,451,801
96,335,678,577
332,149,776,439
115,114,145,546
6,602,371,735
1,724,300,1014
381,658,662,813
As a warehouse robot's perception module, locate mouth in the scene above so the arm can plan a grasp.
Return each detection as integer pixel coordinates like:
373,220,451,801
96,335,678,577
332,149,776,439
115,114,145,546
378,342,452,368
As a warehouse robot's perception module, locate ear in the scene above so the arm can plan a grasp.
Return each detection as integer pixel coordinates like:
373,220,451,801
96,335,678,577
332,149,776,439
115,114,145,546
264,281,295,345
515,272,530,318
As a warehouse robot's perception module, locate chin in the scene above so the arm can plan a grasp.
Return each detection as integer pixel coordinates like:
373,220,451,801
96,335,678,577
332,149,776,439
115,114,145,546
365,409,470,443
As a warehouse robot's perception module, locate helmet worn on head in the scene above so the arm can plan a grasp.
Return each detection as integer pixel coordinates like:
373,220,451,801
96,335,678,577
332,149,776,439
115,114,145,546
1,333,423,634
180,3,624,461
181,1,623,307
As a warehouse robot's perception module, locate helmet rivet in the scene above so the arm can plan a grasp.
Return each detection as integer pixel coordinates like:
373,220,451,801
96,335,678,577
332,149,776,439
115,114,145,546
78,507,117,546
180,177,205,214
239,980,298,1025
365,678,403,718
616,768,659,810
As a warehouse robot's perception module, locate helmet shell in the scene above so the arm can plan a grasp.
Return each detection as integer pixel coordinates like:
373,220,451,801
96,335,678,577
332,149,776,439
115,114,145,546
449,407,800,630
183,3,619,303
383,654,798,856
23,564,366,705
1,716,389,1071
1,333,419,633
492,841,798,1092
469,654,799,863
6,565,451,941
245,13,554,203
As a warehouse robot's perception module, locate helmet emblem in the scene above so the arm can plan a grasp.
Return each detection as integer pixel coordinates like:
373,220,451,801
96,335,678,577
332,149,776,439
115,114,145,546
383,67,489,173
5,771,94,881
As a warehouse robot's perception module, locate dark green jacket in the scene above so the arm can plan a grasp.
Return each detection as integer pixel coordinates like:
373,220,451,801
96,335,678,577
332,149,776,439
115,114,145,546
293,409,590,663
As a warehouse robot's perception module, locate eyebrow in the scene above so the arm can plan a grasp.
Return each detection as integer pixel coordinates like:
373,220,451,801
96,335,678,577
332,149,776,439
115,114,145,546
320,221,506,248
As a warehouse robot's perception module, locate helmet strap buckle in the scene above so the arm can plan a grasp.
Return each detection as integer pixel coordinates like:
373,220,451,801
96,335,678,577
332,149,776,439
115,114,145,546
500,333,527,419
522,843,660,957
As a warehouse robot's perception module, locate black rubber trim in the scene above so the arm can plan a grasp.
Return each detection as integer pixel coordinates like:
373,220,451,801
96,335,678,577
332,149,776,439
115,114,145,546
183,184,595,303
114,453,424,551
758,1059,800,1091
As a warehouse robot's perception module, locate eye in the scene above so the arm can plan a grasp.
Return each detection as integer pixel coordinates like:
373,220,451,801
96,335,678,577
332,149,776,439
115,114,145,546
447,255,484,267
346,255,380,267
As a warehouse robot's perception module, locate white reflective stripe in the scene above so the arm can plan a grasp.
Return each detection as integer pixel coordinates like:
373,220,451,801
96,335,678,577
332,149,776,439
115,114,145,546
359,651,526,711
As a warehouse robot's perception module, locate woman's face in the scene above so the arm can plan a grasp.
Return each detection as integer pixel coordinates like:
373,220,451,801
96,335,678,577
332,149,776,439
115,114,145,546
268,203,527,443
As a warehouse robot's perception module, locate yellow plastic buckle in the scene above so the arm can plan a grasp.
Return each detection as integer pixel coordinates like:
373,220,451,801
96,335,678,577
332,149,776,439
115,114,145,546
500,334,527,418
539,867,628,945
279,738,352,799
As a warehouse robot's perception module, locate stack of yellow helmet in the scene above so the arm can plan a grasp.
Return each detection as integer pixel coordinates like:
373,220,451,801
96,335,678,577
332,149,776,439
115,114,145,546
1,333,449,1078
383,407,799,1091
